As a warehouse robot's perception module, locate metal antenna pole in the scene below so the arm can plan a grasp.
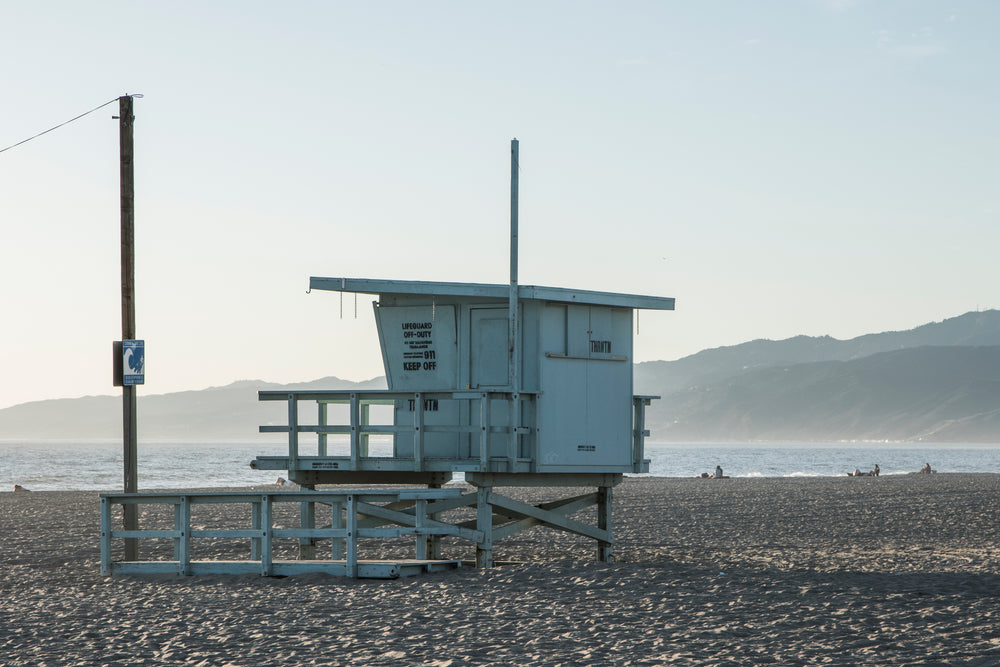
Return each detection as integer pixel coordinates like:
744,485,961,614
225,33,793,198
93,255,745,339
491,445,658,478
508,139,520,469
119,94,138,560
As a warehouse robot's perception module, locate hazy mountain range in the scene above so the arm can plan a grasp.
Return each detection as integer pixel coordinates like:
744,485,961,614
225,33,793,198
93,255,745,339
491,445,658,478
2,310,999,443
0,377,387,442
635,310,1000,443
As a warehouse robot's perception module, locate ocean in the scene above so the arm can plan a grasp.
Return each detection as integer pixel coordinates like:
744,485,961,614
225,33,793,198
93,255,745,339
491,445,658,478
3,440,999,492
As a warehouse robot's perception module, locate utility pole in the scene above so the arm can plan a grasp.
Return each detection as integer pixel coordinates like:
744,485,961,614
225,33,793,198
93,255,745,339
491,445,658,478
119,94,138,560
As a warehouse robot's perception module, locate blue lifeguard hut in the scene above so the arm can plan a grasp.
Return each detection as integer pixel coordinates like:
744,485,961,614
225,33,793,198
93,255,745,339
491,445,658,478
253,277,673,483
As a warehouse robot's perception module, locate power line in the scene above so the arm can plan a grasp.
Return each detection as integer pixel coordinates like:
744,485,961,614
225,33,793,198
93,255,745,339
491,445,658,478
0,97,120,155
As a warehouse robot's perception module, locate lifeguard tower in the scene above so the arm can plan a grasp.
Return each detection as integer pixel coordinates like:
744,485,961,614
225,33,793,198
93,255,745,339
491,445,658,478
100,140,674,576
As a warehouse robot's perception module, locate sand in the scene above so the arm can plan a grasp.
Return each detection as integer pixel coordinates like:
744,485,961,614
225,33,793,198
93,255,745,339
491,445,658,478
2,474,999,666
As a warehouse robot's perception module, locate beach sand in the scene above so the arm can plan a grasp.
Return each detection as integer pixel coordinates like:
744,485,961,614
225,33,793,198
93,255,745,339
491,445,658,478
2,474,999,666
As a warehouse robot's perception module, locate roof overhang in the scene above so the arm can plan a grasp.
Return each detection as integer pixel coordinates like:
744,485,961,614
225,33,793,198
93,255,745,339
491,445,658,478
309,277,675,311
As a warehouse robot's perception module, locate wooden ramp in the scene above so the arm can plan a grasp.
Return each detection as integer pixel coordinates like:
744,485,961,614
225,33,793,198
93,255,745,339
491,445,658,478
101,480,623,577
107,559,461,579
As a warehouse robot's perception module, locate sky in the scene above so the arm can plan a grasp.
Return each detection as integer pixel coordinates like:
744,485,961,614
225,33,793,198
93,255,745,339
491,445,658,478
1,1,998,409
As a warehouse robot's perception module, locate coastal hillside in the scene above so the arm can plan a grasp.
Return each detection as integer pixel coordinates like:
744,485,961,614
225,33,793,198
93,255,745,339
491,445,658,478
647,345,1000,443
637,310,1000,443
2,311,998,443
0,376,386,441
635,309,1000,397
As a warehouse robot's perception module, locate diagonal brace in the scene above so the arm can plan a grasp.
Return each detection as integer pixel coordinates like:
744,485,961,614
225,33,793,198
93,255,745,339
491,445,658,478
492,493,598,541
456,492,596,532
486,492,610,543
356,493,478,528
356,501,483,543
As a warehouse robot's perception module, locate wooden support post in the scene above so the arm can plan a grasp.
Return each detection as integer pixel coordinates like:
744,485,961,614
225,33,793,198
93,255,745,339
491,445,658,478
597,485,613,562
476,486,494,568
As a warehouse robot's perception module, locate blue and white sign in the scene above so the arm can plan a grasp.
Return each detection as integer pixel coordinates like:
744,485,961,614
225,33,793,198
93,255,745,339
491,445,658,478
123,339,145,386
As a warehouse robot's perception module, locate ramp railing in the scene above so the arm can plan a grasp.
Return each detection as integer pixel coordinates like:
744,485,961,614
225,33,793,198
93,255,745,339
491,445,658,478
101,489,479,578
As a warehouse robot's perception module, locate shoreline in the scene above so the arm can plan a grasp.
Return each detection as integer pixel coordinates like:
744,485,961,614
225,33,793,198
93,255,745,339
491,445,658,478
5,470,1000,495
6,440,1000,492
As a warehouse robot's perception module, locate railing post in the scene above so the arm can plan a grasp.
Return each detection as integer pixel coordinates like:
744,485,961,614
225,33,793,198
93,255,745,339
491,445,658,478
526,395,536,471
414,498,427,560
360,402,371,457
100,497,111,575
317,401,328,457
299,494,316,561
349,393,360,468
251,501,262,561
479,393,490,470
414,392,424,471
507,392,518,471
632,396,649,470
427,484,442,559
331,500,344,560
260,495,273,576
346,494,358,578
178,495,191,575
173,500,182,563
288,394,299,472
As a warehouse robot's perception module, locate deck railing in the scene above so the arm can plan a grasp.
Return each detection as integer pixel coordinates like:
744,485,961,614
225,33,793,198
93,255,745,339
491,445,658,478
256,390,656,473
258,390,537,472
632,395,656,471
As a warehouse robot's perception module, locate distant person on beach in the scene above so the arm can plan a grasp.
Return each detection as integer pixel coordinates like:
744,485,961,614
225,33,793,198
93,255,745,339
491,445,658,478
13,485,29,492
714,465,723,479
874,464,880,477
921,463,933,474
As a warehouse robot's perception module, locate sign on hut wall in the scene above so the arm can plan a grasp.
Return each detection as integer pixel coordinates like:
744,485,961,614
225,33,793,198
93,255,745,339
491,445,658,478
375,305,457,390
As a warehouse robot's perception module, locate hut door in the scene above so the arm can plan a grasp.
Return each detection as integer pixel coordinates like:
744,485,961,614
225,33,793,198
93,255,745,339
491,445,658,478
537,304,632,470
470,308,512,461
470,308,509,388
